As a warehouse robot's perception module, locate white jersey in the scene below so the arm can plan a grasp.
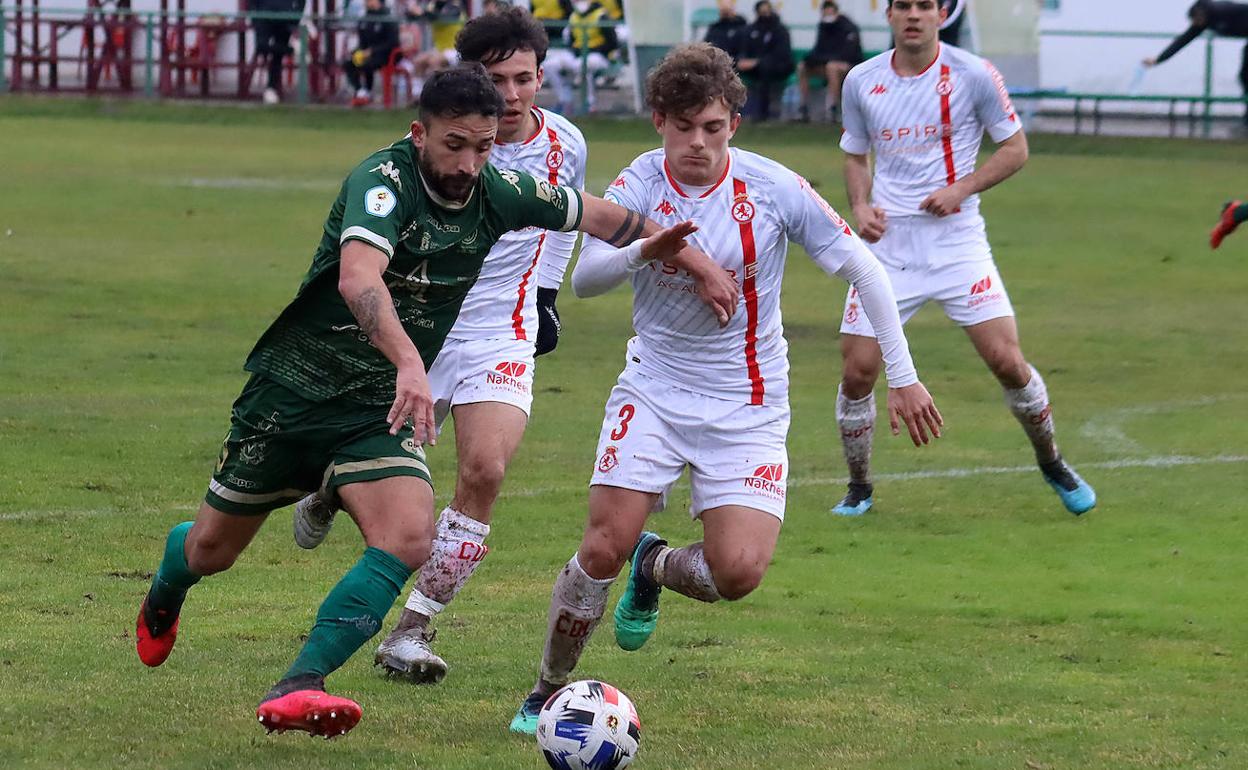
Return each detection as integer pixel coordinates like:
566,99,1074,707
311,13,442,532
839,44,1020,220
447,107,587,341
600,147,877,406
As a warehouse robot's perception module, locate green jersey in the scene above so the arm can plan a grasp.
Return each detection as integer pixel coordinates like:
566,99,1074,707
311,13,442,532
244,136,584,405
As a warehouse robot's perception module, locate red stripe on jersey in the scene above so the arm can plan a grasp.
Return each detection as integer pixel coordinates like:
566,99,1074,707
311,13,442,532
939,64,956,187
511,233,546,340
545,126,561,184
732,177,764,405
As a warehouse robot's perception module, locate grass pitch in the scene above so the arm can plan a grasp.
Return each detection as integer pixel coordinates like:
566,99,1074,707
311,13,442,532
1,98,1247,769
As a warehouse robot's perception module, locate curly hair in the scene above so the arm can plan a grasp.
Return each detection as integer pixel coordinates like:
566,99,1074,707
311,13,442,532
645,43,747,117
455,5,549,67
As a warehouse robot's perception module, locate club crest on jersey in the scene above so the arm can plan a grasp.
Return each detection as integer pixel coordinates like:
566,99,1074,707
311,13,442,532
937,73,954,96
598,446,619,473
546,146,564,172
731,194,755,224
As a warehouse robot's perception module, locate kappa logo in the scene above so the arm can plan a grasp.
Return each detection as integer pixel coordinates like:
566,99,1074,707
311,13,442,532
969,275,993,295
598,446,619,473
654,199,677,216
368,161,402,191
610,176,627,188
870,83,887,95
546,146,564,171
499,168,523,195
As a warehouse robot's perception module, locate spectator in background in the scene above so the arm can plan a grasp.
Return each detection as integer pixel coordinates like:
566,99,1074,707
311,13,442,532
251,0,306,105
531,0,573,44
545,0,618,113
343,0,400,106
797,0,862,123
705,0,748,65
400,0,468,105
1143,0,1248,125
737,0,793,121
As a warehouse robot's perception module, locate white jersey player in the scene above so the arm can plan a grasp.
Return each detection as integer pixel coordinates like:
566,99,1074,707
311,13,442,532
509,43,943,735
291,8,589,683
831,0,1095,517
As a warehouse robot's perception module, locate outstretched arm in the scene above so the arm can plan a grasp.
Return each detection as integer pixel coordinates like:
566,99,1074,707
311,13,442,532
338,240,435,444
577,194,737,324
1145,24,1203,66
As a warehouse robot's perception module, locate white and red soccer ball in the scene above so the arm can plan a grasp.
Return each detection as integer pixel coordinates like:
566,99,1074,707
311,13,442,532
535,680,641,770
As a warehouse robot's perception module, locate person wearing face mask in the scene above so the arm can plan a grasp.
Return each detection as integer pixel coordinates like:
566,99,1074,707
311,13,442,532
737,0,795,121
797,0,863,122
544,0,619,113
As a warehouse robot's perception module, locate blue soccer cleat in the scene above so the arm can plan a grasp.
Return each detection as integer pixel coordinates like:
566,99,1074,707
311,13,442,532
1040,458,1096,515
613,531,666,652
830,482,874,516
509,691,547,735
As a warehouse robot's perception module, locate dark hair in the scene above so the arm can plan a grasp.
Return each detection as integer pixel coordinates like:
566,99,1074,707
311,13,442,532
646,42,747,117
419,63,506,122
754,0,771,11
455,6,549,67
822,0,839,11
1188,0,1210,19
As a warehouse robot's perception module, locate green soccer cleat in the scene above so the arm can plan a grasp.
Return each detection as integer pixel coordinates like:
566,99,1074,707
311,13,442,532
613,531,666,652
509,691,547,735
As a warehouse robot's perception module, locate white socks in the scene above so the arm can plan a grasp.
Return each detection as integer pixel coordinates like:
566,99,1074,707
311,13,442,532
651,543,721,603
836,384,876,485
1004,365,1059,464
404,507,490,618
539,554,613,689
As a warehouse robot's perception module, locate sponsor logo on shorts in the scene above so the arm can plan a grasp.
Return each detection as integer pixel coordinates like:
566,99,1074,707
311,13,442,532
225,474,259,489
598,445,619,473
486,361,531,393
844,301,860,324
743,463,786,499
402,437,418,454
969,275,993,295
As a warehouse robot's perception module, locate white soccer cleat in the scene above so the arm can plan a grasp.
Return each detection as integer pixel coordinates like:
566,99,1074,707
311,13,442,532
374,630,448,684
262,87,280,106
292,493,338,550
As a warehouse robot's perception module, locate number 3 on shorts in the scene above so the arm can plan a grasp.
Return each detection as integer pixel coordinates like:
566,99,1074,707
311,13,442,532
610,404,635,441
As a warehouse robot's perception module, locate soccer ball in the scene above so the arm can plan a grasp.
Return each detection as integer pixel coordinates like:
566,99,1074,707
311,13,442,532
535,680,641,770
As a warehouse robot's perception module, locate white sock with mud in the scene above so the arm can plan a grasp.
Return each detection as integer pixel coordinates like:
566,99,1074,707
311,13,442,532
402,507,490,632
538,554,612,693
836,384,876,485
649,542,721,603
1004,365,1059,464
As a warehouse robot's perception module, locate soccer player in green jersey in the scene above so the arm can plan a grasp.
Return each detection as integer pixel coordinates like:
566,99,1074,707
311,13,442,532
133,63,737,739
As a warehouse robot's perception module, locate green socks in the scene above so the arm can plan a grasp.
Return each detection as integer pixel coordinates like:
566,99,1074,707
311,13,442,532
283,547,413,680
145,521,201,629
1234,202,1248,224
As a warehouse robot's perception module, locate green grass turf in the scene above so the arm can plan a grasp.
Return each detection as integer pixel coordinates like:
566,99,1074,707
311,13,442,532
1,98,1247,769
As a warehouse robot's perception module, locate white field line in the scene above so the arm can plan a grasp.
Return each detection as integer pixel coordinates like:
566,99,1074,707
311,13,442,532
1079,394,1247,454
173,177,338,192
3,456,1243,521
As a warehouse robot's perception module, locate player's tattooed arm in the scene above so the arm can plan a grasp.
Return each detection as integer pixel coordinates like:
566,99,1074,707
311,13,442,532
339,240,436,443
604,208,648,246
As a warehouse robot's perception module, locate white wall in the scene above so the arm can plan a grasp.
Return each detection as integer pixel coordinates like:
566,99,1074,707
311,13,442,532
1039,0,1245,97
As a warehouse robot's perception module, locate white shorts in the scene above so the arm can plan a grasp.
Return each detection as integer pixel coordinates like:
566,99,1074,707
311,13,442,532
839,214,1014,336
589,367,790,521
427,336,535,428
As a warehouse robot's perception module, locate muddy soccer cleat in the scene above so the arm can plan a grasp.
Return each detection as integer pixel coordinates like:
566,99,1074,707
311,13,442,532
1040,457,1097,515
831,482,874,516
256,679,362,739
292,492,338,550
613,531,666,652
374,629,448,684
509,690,548,735
135,598,180,668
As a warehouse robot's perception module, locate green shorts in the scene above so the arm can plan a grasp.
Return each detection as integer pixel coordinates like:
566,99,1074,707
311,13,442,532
205,375,431,515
